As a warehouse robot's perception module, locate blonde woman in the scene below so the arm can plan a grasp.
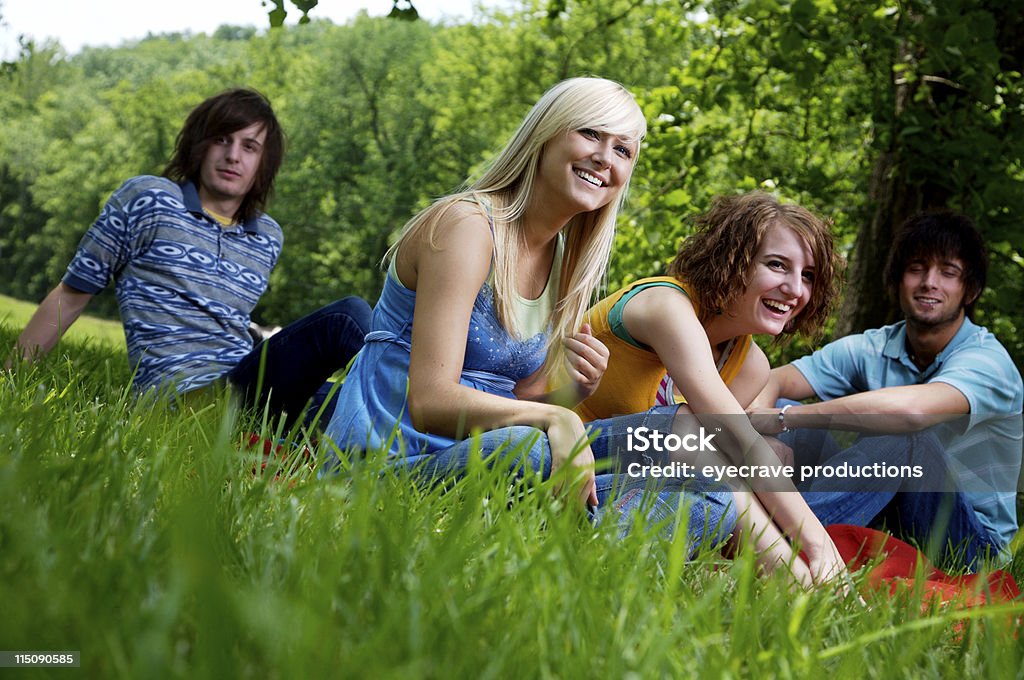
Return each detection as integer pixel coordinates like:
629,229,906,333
325,78,735,545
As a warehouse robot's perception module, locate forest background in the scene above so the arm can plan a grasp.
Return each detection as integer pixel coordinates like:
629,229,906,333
1,0,1022,370
2,3,1024,675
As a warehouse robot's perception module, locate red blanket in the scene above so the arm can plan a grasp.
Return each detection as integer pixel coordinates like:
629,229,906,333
827,524,1020,607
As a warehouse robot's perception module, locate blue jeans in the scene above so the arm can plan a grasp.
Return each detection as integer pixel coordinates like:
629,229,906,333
776,399,1003,568
228,297,372,428
395,408,737,552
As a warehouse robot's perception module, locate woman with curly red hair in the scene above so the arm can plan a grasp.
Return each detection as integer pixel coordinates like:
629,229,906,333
578,191,846,585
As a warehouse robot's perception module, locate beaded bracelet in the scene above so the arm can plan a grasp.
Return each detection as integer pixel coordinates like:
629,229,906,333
778,404,794,432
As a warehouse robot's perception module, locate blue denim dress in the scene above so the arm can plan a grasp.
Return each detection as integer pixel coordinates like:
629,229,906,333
326,267,546,458
324,244,736,549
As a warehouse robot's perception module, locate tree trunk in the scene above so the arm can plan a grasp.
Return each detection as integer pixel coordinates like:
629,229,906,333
833,150,918,336
836,23,937,337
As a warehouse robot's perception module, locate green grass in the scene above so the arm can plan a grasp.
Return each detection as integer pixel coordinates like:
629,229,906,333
0,293,125,350
1,320,1022,678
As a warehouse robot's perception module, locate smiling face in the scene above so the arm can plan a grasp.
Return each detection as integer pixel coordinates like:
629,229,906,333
899,257,970,330
533,127,636,218
729,223,817,336
197,121,267,219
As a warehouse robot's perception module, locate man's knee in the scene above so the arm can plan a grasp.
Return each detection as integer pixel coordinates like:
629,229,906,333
320,296,372,327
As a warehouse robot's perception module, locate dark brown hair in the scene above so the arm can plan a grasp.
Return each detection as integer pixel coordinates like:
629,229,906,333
163,88,285,222
884,210,987,318
667,191,842,340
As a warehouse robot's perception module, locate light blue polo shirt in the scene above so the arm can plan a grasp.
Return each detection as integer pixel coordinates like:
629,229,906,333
792,318,1023,547
63,176,283,394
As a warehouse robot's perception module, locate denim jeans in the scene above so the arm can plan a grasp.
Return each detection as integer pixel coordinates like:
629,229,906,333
393,408,737,552
776,399,1003,568
228,296,372,428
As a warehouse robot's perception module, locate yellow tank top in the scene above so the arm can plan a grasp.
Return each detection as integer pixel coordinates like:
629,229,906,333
575,276,751,422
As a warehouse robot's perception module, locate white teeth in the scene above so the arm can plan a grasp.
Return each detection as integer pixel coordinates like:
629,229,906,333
574,169,603,187
763,299,792,313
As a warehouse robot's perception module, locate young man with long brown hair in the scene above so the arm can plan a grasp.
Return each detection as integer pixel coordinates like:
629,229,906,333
14,88,369,426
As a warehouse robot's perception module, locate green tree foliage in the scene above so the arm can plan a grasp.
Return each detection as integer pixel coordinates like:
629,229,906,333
265,0,320,27
258,16,445,320
0,39,76,307
0,1,1021,368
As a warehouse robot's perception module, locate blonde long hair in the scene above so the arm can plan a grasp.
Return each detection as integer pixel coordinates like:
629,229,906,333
388,77,647,375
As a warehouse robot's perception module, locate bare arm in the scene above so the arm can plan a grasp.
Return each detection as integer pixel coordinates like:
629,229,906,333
751,380,969,434
752,363,815,408
624,287,845,584
13,283,94,363
726,341,770,409
400,204,596,505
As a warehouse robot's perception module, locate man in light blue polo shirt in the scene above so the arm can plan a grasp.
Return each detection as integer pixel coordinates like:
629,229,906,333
13,89,369,427
752,211,1022,568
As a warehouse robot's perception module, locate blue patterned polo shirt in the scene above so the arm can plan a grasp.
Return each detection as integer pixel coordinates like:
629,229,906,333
63,176,283,394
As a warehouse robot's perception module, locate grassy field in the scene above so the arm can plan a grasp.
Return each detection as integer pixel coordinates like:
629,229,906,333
1,318,1022,678
0,293,125,350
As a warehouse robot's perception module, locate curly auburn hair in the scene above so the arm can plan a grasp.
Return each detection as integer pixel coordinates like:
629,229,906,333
667,191,843,340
